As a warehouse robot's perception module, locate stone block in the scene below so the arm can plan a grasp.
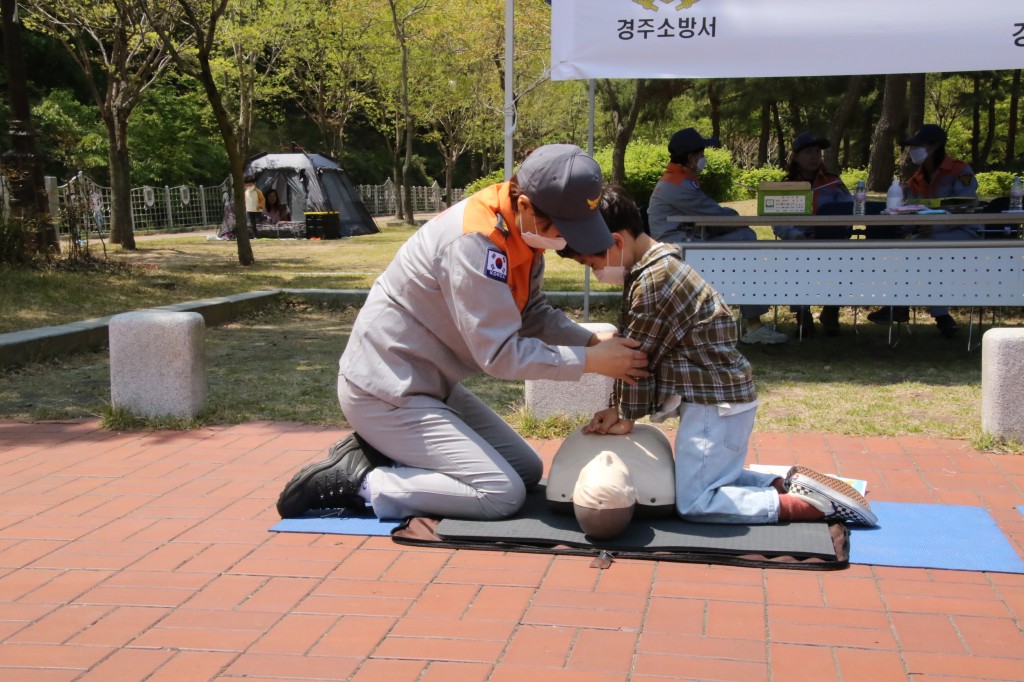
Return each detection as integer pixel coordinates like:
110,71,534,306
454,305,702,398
525,322,617,420
109,311,206,419
981,328,1024,441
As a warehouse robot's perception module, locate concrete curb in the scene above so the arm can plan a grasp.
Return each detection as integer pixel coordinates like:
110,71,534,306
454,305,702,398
0,289,622,369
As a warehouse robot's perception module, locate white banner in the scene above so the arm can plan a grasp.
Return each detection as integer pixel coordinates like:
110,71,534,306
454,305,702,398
550,0,1024,80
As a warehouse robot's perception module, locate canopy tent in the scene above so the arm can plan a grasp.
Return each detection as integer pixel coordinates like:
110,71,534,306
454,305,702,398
244,152,378,238
550,0,1024,81
498,0,1022,316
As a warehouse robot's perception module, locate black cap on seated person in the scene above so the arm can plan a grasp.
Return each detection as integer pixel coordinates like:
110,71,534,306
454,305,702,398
668,127,721,162
792,132,830,154
516,144,612,255
901,124,947,147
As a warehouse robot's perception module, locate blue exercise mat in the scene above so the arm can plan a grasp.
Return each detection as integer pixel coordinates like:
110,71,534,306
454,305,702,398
850,502,1024,574
270,510,400,537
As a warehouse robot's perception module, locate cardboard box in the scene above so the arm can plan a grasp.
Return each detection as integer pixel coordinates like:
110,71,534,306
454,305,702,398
757,181,812,216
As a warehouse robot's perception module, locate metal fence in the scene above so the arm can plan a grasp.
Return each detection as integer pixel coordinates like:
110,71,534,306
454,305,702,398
46,173,232,235
357,178,465,216
45,173,466,235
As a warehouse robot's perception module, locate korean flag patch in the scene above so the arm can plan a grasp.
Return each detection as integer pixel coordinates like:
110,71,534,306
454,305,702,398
484,247,508,283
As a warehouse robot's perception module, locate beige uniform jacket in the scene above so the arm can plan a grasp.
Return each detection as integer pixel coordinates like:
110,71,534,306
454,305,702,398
338,196,593,409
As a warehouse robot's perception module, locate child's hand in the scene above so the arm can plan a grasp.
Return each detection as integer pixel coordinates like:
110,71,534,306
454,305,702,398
582,408,634,435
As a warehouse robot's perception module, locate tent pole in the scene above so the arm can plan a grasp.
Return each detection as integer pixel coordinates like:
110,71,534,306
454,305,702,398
503,0,515,181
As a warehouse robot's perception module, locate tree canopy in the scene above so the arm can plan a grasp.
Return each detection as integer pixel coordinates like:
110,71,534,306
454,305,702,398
5,1,1022,195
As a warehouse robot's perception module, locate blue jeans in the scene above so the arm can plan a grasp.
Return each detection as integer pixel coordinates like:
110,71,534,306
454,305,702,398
705,227,769,319
674,401,780,524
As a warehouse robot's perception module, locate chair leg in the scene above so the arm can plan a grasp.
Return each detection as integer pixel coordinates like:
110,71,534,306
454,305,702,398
967,306,993,352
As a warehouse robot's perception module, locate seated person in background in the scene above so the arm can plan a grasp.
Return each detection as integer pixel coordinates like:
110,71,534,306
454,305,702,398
866,124,979,338
647,128,787,345
557,185,876,527
264,189,290,224
773,132,852,337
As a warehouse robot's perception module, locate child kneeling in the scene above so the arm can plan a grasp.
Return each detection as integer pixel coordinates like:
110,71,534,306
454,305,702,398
558,186,876,526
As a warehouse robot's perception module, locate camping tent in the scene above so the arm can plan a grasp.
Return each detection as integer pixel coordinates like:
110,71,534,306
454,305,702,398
244,152,379,238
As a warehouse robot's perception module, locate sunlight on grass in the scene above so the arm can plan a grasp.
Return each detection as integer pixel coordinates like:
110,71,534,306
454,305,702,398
3,219,1023,451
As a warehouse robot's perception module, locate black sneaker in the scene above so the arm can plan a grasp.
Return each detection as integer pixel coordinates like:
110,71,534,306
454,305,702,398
819,306,841,336
866,306,910,325
934,314,960,338
276,433,391,518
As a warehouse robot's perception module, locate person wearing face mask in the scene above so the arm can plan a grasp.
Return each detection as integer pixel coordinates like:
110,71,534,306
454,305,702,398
647,128,788,346
866,124,980,337
274,144,650,523
773,132,853,337
557,185,877,527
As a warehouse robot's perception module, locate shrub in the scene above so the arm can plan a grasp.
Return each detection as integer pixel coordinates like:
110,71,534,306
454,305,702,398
593,141,739,204
840,167,868,191
735,167,786,200
976,171,1015,198
593,140,667,206
464,168,505,196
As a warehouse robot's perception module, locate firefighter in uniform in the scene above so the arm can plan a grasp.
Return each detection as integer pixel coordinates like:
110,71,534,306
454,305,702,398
867,124,980,337
275,145,649,521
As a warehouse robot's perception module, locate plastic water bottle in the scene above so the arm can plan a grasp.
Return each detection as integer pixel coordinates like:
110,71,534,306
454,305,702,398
1011,176,1024,211
886,177,903,211
853,180,866,215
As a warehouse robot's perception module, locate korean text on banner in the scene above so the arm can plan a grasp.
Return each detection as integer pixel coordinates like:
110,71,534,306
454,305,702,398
550,0,1024,81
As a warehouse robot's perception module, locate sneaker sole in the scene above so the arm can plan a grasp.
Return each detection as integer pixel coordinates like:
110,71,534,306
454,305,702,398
276,434,359,518
786,465,878,526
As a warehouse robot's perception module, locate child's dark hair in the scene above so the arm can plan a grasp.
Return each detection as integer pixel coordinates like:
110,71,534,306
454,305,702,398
556,184,645,259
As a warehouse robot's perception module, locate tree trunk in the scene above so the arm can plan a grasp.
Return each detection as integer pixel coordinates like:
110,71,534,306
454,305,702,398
757,101,770,167
907,74,926,134
1,0,56,256
392,154,403,221
598,79,677,185
868,74,908,191
1006,69,1020,165
104,112,136,249
707,81,721,140
770,101,785,163
197,54,253,265
444,149,456,208
234,44,254,160
825,76,864,170
402,119,415,225
979,92,996,172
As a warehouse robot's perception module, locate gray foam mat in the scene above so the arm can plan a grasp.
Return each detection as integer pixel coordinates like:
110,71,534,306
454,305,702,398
436,485,837,559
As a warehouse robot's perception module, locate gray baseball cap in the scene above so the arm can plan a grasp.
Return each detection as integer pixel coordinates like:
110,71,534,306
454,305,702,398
516,144,612,255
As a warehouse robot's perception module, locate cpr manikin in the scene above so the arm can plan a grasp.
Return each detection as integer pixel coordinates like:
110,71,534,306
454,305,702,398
547,424,675,539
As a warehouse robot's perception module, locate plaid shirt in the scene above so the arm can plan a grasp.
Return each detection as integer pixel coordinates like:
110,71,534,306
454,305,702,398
613,242,757,420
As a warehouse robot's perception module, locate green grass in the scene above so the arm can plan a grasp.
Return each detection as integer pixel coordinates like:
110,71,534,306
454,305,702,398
2,206,1022,451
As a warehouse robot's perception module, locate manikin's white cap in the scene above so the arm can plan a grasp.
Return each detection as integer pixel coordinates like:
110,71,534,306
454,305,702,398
572,452,637,539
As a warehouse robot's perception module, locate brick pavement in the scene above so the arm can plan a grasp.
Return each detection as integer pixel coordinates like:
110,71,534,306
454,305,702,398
1,419,1022,681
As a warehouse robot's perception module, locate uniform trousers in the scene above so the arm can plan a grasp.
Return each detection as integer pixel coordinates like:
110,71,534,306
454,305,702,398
337,377,542,520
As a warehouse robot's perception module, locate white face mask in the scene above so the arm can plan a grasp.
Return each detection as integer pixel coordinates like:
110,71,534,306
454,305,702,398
593,245,626,285
517,210,567,251
694,156,708,173
908,146,929,165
